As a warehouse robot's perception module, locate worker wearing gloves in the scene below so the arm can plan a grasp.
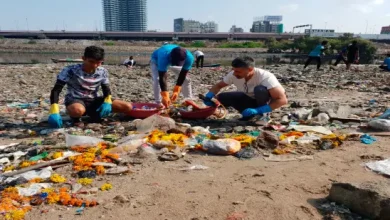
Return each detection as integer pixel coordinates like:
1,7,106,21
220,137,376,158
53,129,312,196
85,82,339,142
203,57,287,119
48,46,133,128
150,44,194,108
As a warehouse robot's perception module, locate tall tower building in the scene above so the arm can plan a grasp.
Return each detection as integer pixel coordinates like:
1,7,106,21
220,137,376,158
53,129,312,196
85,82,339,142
102,0,147,32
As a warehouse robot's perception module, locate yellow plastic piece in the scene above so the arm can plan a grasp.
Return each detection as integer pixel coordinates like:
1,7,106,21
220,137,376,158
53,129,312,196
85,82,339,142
49,104,60,114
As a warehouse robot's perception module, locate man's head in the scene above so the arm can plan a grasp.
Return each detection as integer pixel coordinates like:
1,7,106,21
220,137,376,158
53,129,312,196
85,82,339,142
352,40,358,45
231,57,255,79
82,46,105,73
130,56,133,60
321,40,328,46
387,53,390,57
171,47,187,66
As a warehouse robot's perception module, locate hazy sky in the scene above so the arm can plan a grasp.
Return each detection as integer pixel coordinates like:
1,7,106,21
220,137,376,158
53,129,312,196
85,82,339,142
0,0,389,33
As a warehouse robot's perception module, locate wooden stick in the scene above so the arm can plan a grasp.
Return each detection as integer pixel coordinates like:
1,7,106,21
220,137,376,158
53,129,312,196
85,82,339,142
2,160,69,177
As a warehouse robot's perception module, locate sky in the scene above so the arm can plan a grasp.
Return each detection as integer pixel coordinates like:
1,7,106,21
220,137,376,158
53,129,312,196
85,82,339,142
0,0,389,33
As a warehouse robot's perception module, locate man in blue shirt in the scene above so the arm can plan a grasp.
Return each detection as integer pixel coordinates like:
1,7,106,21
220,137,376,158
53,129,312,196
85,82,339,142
380,54,390,71
150,44,194,108
303,41,328,70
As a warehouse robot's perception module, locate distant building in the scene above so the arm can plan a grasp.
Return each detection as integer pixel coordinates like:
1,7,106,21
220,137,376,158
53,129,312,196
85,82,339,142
102,0,147,32
173,18,218,33
250,16,283,33
305,29,335,34
381,25,390,34
230,25,244,33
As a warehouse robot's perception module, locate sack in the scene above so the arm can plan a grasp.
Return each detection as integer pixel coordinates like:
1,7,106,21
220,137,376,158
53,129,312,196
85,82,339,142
202,139,241,155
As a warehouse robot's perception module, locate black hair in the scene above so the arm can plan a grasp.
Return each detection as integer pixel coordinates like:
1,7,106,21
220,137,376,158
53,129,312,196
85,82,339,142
352,40,358,45
321,40,328,45
130,56,133,59
232,57,255,68
84,46,105,60
387,53,390,57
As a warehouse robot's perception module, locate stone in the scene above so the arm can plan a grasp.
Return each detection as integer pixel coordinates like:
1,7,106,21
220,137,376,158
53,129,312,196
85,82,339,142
328,181,390,220
336,105,352,118
114,195,130,203
254,131,279,150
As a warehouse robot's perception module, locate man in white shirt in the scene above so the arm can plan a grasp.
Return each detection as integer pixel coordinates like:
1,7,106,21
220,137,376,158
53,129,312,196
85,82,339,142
194,49,205,68
203,57,287,119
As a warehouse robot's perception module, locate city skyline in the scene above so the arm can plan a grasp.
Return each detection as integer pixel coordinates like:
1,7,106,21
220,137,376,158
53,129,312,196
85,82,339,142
0,0,389,34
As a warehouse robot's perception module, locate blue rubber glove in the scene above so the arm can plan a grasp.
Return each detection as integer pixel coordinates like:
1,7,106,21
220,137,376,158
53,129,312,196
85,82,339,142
203,92,215,107
242,105,272,118
97,96,112,118
48,104,63,128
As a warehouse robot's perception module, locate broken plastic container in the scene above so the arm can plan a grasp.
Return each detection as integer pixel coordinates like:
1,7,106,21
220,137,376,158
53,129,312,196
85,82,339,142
109,135,148,154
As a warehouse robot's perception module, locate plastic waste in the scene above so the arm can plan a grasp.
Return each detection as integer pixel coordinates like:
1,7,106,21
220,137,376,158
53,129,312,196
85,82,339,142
0,143,19,151
366,158,390,176
135,115,176,133
320,141,333,150
16,183,52,196
78,170,97,178
40,128,64,135
0,158,11,165
65,133,104,147
235,147,259,160
180,165,209,171
137,143,158,158
378,109,390,119
109,135,148,154
6,167,53,182
202,139,241,155
368,119,390,131
288,125,333,135
191,126,210,135
29,152,48,161
360,134,377,145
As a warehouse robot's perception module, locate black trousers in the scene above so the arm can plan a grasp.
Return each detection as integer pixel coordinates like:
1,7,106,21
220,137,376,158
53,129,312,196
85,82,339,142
304,56,321,70
334,55,347,66
380,66,389,71
196,56,204,68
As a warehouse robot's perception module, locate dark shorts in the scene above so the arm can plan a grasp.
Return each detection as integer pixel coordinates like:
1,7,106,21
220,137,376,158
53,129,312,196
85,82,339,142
65,97,106,117
347,56,355,64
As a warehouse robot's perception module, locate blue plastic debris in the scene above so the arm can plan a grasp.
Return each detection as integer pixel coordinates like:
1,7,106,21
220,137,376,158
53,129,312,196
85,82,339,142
360,134,377,145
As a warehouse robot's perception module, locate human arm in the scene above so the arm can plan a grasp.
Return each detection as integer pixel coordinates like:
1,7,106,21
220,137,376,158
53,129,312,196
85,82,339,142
171,53,194,102
96,71,112,118
203,81,229,106
48,68,70,128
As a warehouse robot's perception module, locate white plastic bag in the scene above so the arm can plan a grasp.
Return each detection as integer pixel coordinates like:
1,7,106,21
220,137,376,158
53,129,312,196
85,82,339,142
202,139,241,155
17,183,52,196
65,133,104,147
368,119,390,131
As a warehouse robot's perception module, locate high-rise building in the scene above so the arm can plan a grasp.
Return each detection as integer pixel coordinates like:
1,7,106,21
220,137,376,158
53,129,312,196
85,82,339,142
102,0,147,32
229,25,244,33
250,16,283,33
173,18,218,33
381,25,390,34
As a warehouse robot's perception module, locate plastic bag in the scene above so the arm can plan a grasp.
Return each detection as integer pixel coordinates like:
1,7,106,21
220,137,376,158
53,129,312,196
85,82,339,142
135,115,176,133
17,183,52,196
368,119,390,131
109,135,148,154
65,133,104,147
202,139,241,155
6,167,53,183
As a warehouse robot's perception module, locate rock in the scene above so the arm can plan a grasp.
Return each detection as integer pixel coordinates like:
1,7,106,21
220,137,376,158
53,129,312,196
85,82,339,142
336,105,352,118
113,195,130,203
254,131,279,150
328,181,390,219
19,79,27,85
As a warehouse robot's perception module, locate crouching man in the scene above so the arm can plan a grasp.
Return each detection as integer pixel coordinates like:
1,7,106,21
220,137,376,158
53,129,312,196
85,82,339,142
48,46,133,128
203,57,287,119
